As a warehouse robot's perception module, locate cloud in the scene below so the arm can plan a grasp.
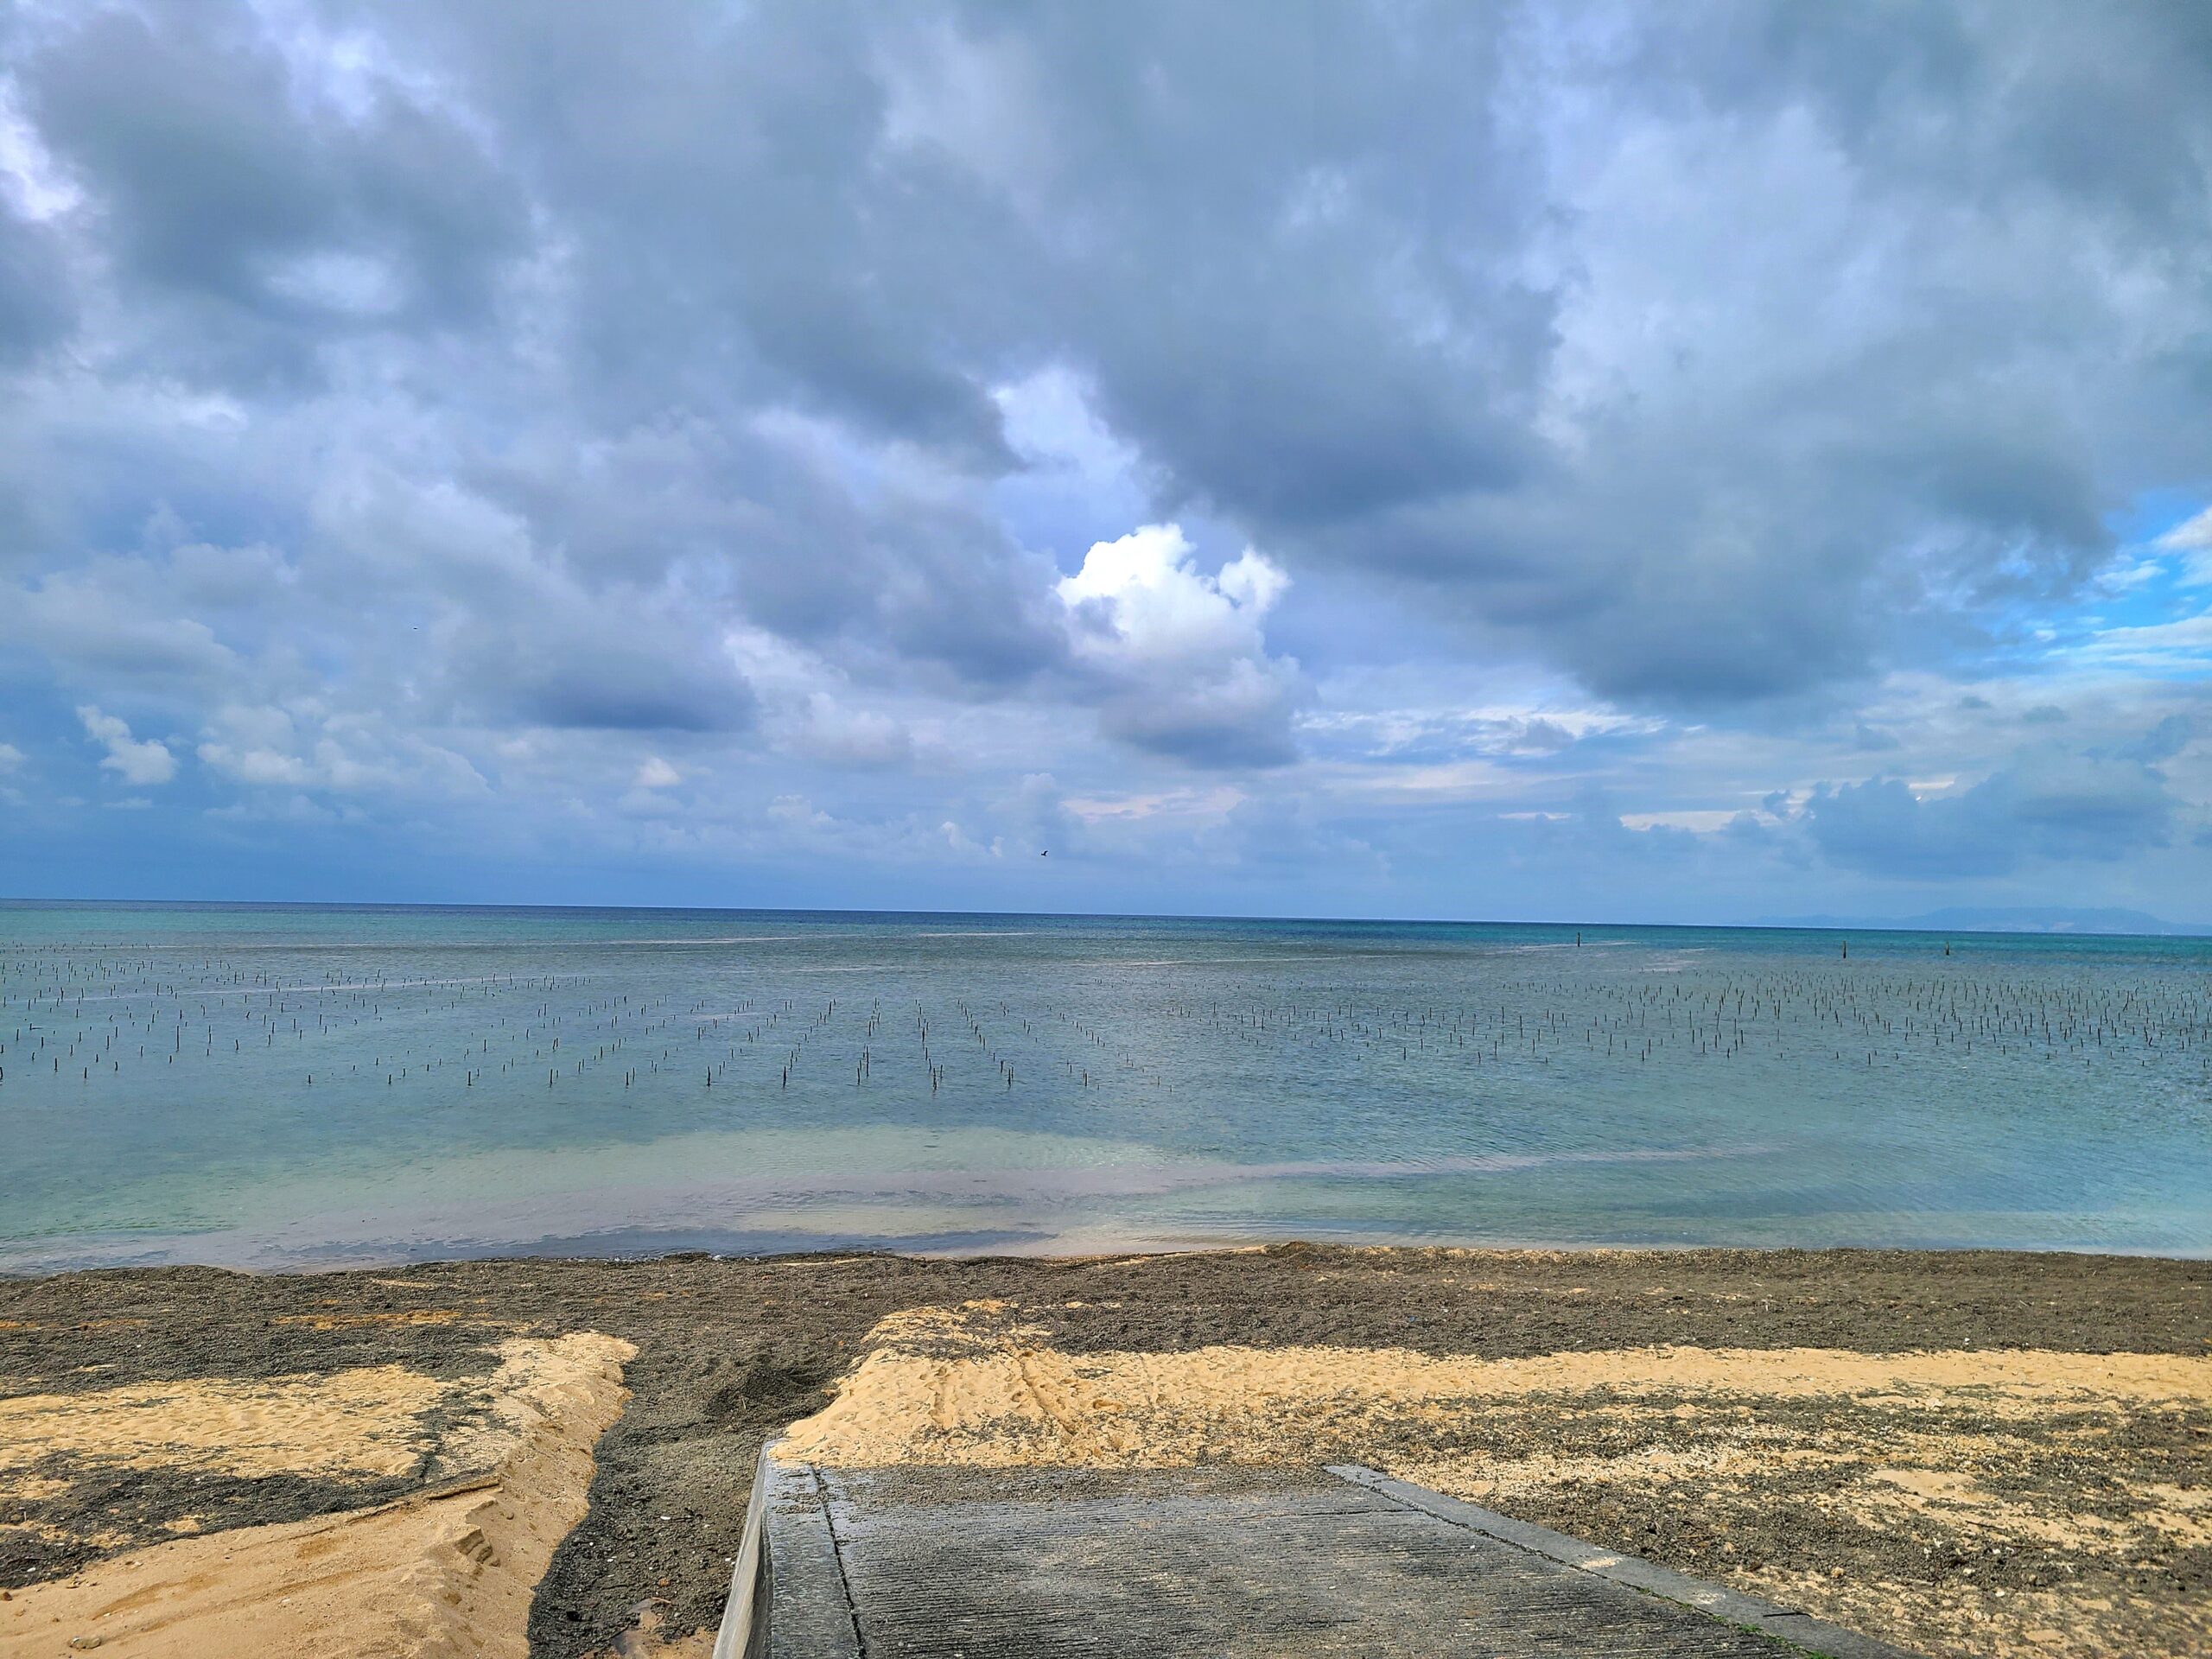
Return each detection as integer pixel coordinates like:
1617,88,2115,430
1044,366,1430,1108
2155,507,2212,551
0,741,22,772
1057,524,1302,766
0,200,73,362
77,704,177,785
9,569,238,686
499,641,753,734
1805,750,2177,879
0,3,2208,917
2118,714,2195,765
193,702,484,798
6,2,2208,717
795,696,916,770
18,4,527,385
2158,505,2212,585
2081,611,2212,668
633,755,680,790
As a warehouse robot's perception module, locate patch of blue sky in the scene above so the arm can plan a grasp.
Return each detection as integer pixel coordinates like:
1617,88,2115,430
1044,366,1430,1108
1983,494,2212,683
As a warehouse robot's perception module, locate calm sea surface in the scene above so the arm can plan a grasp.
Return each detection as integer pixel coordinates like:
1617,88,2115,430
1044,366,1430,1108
3,903,2207,1269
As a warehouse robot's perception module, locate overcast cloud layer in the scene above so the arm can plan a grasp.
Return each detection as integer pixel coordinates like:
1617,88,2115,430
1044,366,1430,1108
2,0,2209,922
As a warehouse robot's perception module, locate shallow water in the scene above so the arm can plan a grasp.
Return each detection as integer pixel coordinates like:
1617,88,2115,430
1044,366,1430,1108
2,903,2207,1268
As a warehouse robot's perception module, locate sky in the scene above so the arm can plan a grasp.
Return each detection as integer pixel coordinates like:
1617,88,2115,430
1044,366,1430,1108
1,1,2209,924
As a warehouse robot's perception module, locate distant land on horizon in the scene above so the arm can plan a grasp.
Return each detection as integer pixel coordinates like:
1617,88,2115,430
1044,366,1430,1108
1757,906,2212,938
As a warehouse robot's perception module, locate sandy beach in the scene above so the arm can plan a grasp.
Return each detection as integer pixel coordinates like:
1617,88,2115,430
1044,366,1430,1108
2,1246,2206,1658
10,2,2209,1651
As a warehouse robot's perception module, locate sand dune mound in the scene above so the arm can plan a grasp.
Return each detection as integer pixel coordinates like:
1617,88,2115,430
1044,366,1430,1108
0,1332,633,1659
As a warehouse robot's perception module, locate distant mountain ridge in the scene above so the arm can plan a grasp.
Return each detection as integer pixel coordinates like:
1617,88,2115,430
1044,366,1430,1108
1756,906,2212,937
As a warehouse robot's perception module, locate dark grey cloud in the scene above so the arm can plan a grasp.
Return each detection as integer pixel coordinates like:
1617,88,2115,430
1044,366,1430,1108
459,625,754,735
1806,751,2177,879
2117,713,2194,765
1095,685,1300,771
21,4,526,385
339,0,1027,461
0,205,72,361
454,417,1069,691
1635,2,2212,235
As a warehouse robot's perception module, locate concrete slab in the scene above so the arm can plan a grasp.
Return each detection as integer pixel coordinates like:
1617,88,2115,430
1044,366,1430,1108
1328,1466,1920,1659
715,1449,1926,1658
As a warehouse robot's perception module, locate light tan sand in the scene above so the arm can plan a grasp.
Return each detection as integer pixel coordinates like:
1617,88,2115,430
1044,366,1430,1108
0,1365,454,1490
779,1301,2212,1659
0,1332,632,1659
779,1301,2211,1467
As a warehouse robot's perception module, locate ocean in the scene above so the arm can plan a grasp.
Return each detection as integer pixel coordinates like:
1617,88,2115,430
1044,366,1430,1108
3,902,2207,1270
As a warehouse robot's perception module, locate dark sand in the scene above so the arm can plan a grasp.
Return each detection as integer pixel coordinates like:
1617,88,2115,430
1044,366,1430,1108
2,1246,2206,1657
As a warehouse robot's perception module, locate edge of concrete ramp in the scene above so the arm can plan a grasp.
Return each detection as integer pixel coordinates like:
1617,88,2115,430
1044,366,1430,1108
1327,1464,1925,1659
712,1443,861,1659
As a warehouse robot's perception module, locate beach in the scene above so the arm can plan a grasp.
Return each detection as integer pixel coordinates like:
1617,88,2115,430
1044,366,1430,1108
3,1245,2205,1658
10,3,2210,1651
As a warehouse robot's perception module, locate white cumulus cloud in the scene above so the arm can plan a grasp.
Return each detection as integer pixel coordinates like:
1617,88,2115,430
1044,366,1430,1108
1058,524,1286,664
1056,524,1303,766
77,706,177,786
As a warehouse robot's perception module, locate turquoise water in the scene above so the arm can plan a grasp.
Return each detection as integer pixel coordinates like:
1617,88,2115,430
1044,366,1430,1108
2,903,2208,1268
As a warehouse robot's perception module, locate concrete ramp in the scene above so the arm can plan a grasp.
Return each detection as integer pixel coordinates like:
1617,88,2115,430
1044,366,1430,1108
716,1450,1922,1659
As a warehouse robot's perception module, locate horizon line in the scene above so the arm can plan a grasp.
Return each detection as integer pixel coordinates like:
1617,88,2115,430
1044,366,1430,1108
3,895,2207,941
